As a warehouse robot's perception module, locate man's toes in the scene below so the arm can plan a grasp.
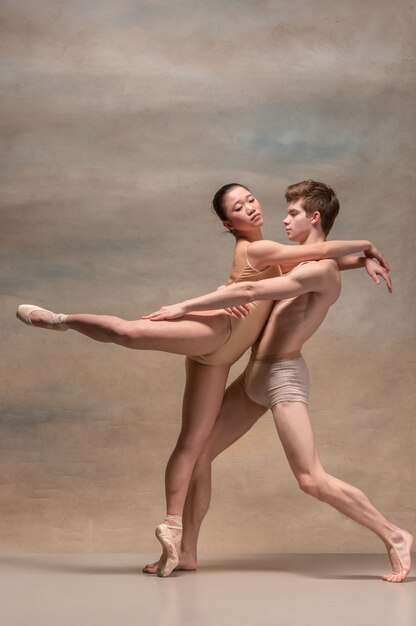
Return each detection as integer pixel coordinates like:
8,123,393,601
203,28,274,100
383,572,402,583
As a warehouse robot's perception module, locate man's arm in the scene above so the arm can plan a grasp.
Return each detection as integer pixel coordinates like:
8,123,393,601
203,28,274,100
248,239,388,270
336,256,392,292
144,262,336,321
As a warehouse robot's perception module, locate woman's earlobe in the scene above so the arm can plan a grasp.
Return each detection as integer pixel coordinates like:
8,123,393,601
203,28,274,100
223,220,234,231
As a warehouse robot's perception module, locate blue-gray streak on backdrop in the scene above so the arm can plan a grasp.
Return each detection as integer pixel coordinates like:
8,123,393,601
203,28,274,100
1,0,415,553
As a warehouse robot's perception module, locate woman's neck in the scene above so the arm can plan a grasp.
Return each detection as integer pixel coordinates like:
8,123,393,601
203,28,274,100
234,228,264,243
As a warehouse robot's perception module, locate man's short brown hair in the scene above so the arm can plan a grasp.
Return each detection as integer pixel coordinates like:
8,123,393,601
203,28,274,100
285,180,340,235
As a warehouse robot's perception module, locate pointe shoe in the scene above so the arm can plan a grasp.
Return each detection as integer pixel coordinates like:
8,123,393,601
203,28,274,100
16,304,68,330
155,522,182,578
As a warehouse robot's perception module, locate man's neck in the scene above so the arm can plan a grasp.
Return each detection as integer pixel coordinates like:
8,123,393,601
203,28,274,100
300,230,326,245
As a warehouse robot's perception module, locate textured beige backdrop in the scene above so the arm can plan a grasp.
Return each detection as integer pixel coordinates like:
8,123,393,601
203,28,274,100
1,1,415,554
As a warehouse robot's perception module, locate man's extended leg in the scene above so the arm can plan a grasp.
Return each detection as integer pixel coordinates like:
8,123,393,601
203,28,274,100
272,401,414,582
143,378,267,574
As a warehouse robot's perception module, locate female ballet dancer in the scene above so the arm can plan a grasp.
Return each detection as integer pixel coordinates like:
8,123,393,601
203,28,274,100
16,183,387,576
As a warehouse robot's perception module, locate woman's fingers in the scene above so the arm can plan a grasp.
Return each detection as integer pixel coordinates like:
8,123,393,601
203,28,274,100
142,304,187,320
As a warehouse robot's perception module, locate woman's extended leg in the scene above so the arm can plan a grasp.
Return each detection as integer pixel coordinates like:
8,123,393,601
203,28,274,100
17,306,232,357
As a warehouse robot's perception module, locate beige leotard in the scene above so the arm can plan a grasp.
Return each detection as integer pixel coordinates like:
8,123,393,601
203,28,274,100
188,255,280,366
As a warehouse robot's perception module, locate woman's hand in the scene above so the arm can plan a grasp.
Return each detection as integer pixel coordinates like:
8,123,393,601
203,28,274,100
225,304,252,318
218,283,251,318
364,258,392,293
142,303,187,321
364,244,390,271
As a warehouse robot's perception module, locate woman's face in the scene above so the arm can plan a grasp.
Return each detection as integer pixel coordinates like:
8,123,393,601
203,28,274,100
222,186,264,232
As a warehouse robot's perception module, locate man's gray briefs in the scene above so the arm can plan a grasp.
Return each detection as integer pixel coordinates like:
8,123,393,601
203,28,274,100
238,351,310,408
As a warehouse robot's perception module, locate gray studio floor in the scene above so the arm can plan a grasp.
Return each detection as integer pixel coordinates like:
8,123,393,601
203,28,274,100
1,553,415,626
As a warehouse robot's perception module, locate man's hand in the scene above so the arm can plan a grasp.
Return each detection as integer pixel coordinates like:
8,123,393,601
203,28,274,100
142,303,187,321
364,244,390,271
364,258,392,293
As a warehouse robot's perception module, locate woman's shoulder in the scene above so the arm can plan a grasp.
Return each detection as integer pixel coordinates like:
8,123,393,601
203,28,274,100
227,239,251,283
233,238,251,262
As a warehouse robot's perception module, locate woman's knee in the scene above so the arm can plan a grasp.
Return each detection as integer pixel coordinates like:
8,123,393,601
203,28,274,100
192,450,213,476
111,320,144,347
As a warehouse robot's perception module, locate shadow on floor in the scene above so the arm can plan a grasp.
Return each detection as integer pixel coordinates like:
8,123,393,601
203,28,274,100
1,553,414,582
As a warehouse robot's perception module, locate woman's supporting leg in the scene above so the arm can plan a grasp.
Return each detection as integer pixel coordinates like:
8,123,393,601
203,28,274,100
18,306,232,356
152,359,231,577
165,360,235,516
144,379,266,575
272,401,414,582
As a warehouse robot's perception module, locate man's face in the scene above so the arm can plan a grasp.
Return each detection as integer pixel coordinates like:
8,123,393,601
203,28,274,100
282,199,313,243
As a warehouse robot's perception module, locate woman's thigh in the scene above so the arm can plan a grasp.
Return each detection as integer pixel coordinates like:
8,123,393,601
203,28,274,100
177,359,231,447
121,311,231,356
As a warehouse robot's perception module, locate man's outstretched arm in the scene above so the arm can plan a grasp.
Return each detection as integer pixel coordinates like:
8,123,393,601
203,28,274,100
144,262,335,321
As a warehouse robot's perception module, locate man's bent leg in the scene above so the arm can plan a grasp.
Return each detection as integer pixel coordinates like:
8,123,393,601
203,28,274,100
181,379,267,566
272,401,414,582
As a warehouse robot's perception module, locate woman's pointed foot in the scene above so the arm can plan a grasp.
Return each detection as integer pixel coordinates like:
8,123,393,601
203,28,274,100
155,523,181,577
153,516,184,578
16,305,68,330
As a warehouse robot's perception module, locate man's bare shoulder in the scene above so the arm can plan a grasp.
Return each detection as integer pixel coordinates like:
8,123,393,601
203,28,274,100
316,258,339,275
313,259,340,298
290,258,338,276
290,259,340,297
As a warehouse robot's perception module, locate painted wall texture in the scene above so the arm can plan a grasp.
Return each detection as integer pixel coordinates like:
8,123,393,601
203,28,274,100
1,0,415,553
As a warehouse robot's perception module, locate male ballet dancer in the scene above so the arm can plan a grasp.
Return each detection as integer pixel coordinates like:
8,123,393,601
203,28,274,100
144,180,413,582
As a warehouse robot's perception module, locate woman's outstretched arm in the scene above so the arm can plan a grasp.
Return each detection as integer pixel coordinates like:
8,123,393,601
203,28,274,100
247,239,389,270
336,256,392,291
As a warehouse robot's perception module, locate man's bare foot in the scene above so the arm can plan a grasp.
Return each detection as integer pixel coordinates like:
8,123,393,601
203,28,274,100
142,553,197,575
382,530,414,583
